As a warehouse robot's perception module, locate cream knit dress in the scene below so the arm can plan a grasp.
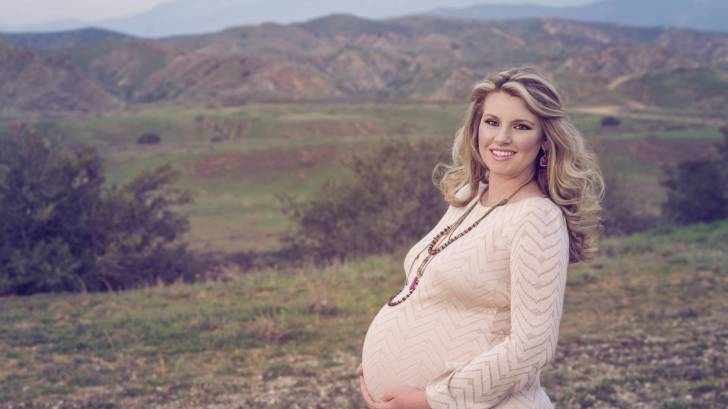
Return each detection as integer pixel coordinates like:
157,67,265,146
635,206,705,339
360,181,570,409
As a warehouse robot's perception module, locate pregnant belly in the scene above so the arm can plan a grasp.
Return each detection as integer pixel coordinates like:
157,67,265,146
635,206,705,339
360,302,448,402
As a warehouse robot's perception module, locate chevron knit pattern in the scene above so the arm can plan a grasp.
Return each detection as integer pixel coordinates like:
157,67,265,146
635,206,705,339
360,181,570,409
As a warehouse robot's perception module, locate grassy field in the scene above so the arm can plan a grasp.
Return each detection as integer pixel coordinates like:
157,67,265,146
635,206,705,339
1,218,726,408
1,102,726,408
4,102,724,255
22,102,468,253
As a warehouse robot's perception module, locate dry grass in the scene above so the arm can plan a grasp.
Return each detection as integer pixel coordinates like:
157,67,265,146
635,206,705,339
1,220,726,408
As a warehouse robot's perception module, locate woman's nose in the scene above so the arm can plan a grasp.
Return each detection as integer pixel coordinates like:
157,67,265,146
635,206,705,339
494,127,512,143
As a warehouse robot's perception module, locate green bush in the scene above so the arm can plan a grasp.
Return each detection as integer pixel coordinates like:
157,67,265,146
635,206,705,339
601,116,621,127
277,138,450,264
600,169,661,236
659,132,728,225
0,123,196,295
136,132,161,145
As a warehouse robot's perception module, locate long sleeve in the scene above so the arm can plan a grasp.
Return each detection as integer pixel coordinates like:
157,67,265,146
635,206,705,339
424,201,570,409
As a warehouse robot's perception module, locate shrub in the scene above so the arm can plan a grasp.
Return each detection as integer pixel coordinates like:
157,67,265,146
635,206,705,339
600,169,660,236
659,132,728,224
601,116,621,127
277,137,450,264
0,124,195,295
137,132,161,145
91,165,196,290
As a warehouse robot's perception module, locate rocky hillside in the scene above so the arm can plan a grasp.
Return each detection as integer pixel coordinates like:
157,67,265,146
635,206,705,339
2,15,727,113
0,41,121,113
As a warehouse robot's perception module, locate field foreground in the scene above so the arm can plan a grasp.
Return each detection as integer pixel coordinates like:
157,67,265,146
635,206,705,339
1,220,727,408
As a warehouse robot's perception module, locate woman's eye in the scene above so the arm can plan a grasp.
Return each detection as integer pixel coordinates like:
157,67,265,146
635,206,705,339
484,119,530,130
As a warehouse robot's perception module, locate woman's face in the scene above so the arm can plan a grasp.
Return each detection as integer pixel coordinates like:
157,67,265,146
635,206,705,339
477,90,547,181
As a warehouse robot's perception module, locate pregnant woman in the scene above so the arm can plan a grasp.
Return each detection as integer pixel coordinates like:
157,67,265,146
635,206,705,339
357,66,604,409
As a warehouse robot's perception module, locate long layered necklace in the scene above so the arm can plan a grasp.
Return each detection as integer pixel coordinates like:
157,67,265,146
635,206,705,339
386,179,533,307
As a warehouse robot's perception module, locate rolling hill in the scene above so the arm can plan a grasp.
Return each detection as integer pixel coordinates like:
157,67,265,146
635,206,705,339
1,15,726,114
0,41,121,113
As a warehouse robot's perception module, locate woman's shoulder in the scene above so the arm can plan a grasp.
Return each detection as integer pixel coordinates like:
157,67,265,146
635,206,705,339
503,197,569,256
509,196,566,227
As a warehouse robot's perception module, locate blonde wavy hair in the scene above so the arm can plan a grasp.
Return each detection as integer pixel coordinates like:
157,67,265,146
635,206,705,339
434,66,605,263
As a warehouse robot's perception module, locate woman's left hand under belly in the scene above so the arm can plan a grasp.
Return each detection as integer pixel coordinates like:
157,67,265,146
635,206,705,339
358,365,430,409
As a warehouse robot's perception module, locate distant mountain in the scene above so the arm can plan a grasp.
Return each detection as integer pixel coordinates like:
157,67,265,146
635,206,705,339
430,0,728,33
0,28,135,51
0,0,530,38
2,0,724,38
1,15,726,113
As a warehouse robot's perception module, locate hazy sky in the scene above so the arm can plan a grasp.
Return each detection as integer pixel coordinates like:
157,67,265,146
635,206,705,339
0,0,596,26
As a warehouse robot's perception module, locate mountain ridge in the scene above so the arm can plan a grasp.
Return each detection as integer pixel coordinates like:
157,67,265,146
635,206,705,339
1,14,726,114
430,0,728,34
0,0,725,38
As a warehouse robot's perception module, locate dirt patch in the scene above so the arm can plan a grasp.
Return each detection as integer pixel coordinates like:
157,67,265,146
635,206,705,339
274,119,386,139
190,145,344,177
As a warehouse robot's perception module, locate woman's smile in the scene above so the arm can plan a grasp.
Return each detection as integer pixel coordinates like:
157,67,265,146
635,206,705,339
490,149,516,161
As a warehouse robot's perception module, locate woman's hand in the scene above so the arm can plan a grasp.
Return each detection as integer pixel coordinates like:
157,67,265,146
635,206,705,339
357,362,430,409
374,386,431,409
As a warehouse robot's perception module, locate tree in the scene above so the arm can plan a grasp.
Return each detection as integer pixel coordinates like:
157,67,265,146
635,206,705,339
659,131,728,224
92,164,193,289
600,169,659,236
278,138,449,264
0,123,195,295
601,116,621,127
137,132,161,145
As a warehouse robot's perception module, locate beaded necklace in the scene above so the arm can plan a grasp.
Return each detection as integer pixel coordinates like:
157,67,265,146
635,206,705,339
386,179,533,307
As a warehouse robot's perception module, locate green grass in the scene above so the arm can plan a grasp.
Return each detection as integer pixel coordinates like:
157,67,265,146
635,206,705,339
1,95,726,406
2,102,720,255
1,219,726,406
637,67,728,112
598,125,723,141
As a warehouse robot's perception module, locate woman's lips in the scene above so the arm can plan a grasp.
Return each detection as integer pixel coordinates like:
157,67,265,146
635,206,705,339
490,149,516,161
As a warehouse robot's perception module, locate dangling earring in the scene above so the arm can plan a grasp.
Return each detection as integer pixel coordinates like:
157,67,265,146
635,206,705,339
539,148,548,168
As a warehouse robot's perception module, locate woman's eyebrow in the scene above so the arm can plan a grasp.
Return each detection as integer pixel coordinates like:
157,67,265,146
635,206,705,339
483,112,536,126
